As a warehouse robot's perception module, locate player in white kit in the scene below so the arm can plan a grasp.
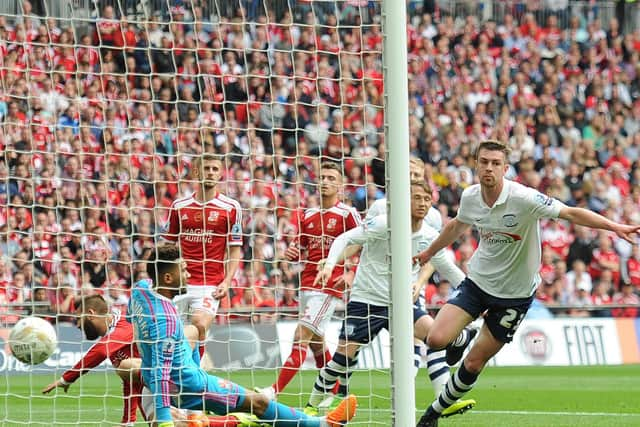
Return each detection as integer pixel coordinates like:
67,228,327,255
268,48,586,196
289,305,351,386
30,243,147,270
365,157,476,408
305,181,475,418
415,141,640,427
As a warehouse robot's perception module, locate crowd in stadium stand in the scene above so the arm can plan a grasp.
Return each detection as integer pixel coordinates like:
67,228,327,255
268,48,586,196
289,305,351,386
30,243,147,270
0,0,639,325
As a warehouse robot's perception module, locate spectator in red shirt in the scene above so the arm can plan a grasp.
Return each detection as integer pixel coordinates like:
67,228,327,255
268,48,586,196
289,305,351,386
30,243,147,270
625,244,640,290
612,282,640,317
591,280,613,317
95,5,119,47
589,232,621,286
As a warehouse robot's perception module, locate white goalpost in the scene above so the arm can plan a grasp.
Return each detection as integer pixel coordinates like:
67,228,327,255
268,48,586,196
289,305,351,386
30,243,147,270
381,0,415,426
0,0,415,425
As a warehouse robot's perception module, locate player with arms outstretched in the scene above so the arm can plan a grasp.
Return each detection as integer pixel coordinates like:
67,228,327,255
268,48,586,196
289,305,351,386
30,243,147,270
164,153,242,358
306,181,474,417
256,162,361,401
129,244,357,427
415,140,640,427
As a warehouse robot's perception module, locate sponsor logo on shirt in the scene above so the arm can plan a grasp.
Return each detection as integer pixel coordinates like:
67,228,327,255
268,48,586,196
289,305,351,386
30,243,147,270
308,235,336,251
183,228,216,243
480,230,522,244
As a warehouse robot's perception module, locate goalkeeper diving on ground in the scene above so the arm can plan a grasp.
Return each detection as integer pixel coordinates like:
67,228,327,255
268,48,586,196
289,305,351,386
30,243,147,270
128,244,357,427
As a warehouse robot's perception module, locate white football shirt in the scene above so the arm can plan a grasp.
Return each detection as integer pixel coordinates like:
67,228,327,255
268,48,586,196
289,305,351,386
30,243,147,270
366,197,443,231
456,179,565,298
326,215,464,306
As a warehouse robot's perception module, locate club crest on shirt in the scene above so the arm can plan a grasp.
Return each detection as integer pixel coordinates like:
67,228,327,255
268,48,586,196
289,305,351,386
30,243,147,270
208,211,219,223
327,218,337,230
502,214,518,227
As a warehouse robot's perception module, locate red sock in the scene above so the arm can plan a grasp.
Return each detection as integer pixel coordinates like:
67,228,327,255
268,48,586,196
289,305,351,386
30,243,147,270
206,415,239,426
274,344,307,393
199,342,205,360
314,349,332,368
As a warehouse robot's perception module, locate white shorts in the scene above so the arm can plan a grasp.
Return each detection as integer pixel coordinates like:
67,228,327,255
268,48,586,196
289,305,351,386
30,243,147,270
299,291,339,336
173,285,221,320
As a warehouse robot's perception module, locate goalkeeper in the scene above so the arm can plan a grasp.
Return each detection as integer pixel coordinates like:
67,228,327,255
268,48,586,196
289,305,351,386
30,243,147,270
42,294,263,427
129,244,357,427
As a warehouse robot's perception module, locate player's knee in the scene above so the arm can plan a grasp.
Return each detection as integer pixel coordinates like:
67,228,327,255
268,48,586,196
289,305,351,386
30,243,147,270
308,340,322,353
425,331,448,350
245,391,269,416
462,353,488,374
190,318,207,338
191,312,214,338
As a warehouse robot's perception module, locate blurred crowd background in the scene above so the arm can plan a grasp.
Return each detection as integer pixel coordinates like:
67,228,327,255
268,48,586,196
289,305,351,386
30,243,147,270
1,0,639,325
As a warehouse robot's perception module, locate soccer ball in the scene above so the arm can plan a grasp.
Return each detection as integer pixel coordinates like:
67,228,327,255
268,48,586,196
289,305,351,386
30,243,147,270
9,316,57,365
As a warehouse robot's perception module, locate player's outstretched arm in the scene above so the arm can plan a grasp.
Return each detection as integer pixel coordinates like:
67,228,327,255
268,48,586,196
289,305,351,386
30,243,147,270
429,246,466,288
42,335,112,394
415,218,471,265
559,207,640,243
42,378,70,394
314,225,369,287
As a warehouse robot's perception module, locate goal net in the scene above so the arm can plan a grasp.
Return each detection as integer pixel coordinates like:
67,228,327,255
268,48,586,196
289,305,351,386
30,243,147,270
0,0,402,425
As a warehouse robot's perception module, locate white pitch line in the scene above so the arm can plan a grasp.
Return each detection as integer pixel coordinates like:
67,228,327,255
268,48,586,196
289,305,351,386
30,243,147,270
470,410,640,417
355,409,640,418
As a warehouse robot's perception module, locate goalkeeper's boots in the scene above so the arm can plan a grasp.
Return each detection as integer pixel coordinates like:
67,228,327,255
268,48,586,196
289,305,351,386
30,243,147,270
228,412,262,427
186,413,208,427
445,327,478,366
327,394,346,411
440,398,476,418
303,404,320,416
325,394,357,426
253,385,277,401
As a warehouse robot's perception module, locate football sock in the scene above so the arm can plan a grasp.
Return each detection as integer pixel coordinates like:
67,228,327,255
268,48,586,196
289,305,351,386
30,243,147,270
309,352,356,406
274,344,307,393
432,361,478,415
426,348,449,396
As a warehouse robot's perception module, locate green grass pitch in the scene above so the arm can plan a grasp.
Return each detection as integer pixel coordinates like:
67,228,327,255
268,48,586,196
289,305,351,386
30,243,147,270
1,365,639,426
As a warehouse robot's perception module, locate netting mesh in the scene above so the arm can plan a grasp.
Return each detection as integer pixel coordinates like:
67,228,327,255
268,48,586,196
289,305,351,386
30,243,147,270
1,0,392,425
